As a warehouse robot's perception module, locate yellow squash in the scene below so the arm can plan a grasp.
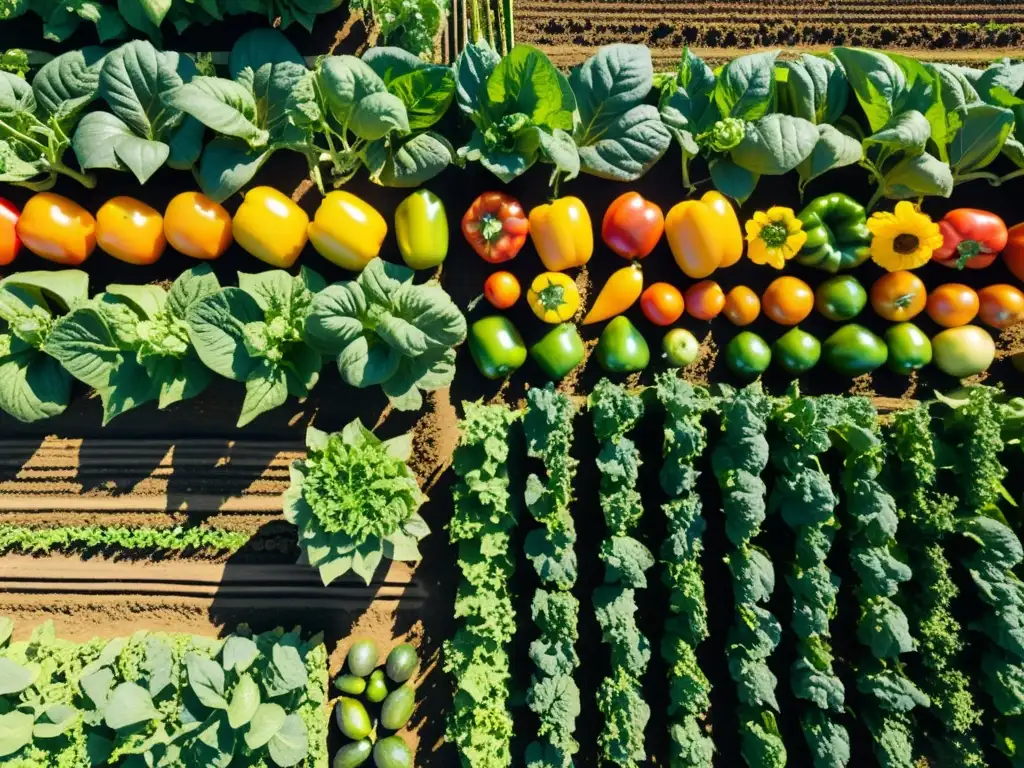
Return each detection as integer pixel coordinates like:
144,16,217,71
583,264,643,325
308,191,387,272
528,196,593,271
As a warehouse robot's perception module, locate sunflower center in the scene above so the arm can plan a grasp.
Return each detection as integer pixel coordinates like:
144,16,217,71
893,233,920,254
760,222,789,248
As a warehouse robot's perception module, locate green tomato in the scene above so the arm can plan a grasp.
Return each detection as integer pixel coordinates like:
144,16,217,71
725,331,771,379
773,327,821,374
815,275,866,321
468,315,527,379
595,316,649,373
530,324,585,380
885,322,932,375
662,328,700,367
932,325,995,378
822,324,888,377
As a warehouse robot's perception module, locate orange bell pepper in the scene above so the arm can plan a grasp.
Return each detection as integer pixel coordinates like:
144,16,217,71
665,191,743,278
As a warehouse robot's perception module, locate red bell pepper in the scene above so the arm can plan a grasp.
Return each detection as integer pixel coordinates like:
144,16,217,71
0,197,21,266
933,208,1007,269
601,191,664,260
461,191,529,263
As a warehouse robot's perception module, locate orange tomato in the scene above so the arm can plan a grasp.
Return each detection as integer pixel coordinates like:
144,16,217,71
1006,222,1024,283
762,276,813,325
927,283,979,328
684,280,725,321
164,191,233,260
871,271,927,322
16,192,96,265
484,271,521,309
96,196,166,265
978,284,1024,329
640,282,684,326
723,286,760,326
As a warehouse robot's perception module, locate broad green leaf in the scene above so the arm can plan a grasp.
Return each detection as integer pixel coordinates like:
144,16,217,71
317,55,388,128
710,158,758,203
798,123,862,191
348,90,409,141
196,137,273,203
536,127,580,180
112,134,172,184
863,110,930,154
576,103,670,181
387,67,455,131
363,47,426,84
884,151,953,199
264,644,308,698
714,51,778,121
950,103,1014,174
32,47,105,126
832,47,905,133
0,658,37,694
105,284,167,320
364,131,454,188
167,115,205,170
186,652,228,710
305,284,369,357
186,287,263,381
779,53,848,125
33,704,78,739
483,44,575,131
245,703,285,751
239,365,288,427
98,358,160,424
168,266,221,320
0,350,70,423
228,674,261,728
454,40,500,116
143,635,174,698
0,711,33,758
45,307,121,390
336,336,402,388
731,114,819,175
0,617,12,646
222,635,259,673
79,667,115,709
166,77,268,147
268,713,308,767
571,44,655,138
104,682,160,730
97,40,196,137
72,112,137,174
351,541,384,584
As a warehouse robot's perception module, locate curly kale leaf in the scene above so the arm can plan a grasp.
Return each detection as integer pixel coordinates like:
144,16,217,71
529,590,579,678
982,651,1024,716
601,536,654,588
525,527,577,589
739,708,787,768
803,707,851,768
792,655,845,712
527,674,581,754
728,546,776,606
590,377,645,442
857,597,915,660
596,437,644,534
594,586,650,675
858,665,930,713
596,667,650,768
850,546,912,599
788,561,839,639
670,718,714,768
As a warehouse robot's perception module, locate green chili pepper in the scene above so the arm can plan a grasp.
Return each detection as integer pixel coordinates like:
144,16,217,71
796,193,872,273
468,315,527,380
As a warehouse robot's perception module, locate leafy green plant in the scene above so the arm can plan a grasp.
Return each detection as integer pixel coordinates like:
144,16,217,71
187,267,324,427
351,0,449,60
711,383,785,768
444,402,520,768
889,403,985,767
0,523,249,555
283,419,428,586
0,49,29,78
656,374,714,767
770,392,849,768
567,44,671,183
455,42,579,184
0,48,103,189
0,270,88,424
834,397,928,766
589,378,651,768
306,258,465,412
169,30,320,202
46,266,220,425
0,620,328,768
523,385,581,768
72,40,204,184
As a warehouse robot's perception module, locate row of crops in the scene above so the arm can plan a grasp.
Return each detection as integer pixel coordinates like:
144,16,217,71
446,381,1024,768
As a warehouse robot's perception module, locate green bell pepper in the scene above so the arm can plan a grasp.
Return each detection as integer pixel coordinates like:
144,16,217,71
468,315,526,379
395,189,448,270
796,193,872,273
595,316,649,373
822,324,888,377
530,323,585,380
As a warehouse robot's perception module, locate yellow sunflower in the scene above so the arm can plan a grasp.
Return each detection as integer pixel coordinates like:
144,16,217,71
867,201,944,272
745,207,807,270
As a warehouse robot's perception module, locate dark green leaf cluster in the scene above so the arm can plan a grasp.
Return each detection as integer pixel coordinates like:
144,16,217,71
590,379,651,768
523,386,581,768
445,402,520,768
0,618,328,767
889,404,984,767
0,524,249,555
835,397,926,767
942,388,1024,764
712,383,785,767
770,393,849,768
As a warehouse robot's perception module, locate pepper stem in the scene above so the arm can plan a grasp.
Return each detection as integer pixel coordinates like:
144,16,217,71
536,284,565,312
955,239,986,269
480,214,504,244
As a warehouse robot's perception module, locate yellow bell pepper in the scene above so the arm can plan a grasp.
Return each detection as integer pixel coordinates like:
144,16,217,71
528,196,593,272
527,272,581,324
308,191,387,272
233,187,308,268
583,263,644,325
665,191,743,278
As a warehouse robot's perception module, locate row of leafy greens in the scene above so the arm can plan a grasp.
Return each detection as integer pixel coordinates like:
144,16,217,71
0,619,328,767
0,261,464,426
9,40,1024,203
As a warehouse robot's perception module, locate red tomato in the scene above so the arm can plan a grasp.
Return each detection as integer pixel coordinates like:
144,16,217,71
1005,222,1024,283
0,198,20,266
602,192,665,260
640,282,684,326
684,280,725,321
933,208,1007,269
484,271,521,309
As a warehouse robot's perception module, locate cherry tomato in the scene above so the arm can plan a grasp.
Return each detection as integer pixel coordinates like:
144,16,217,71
164,191,233,260
978,284,1024,329
640,282,684,326
0,198,21,266
96,196,166,265
723,286,760,326
762,276,813,326
684,280,725,321
926,283,979,328
484,271,521,310
871,271,927,322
